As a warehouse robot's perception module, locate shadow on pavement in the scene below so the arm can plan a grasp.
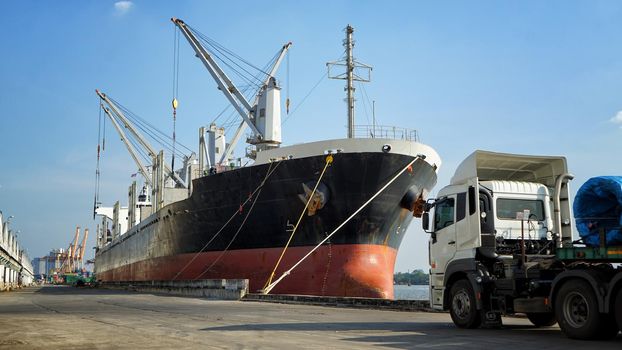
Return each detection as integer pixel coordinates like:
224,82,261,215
201,321,622,349
29,285,139,296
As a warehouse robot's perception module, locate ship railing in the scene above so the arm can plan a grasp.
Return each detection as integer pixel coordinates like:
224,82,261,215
193,164,242,179
352,125,419,142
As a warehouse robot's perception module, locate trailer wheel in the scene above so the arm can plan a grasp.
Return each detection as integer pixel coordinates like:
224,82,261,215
526,312,557,327
555,279,614,340
449,279,481,329
615,288,622,333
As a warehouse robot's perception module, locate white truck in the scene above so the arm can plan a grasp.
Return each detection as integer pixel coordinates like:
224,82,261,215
421,150,622,340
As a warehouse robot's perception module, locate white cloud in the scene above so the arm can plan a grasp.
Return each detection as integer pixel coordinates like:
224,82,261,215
611,111,622,128
114,1,134,15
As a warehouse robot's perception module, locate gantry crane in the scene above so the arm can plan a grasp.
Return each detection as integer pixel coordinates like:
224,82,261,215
57,226,90,275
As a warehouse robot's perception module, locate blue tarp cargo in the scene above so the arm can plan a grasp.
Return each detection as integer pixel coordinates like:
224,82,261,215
573,176,622,247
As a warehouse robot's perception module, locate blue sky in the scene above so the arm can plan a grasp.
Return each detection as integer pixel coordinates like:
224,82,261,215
0,1,620,273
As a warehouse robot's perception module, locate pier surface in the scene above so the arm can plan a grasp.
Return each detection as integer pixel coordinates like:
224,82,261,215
1,286,620,349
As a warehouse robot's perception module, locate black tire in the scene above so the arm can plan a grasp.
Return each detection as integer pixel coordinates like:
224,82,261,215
526,312,557,327
616,288,622,333
449,279,481,329
555,279,612,340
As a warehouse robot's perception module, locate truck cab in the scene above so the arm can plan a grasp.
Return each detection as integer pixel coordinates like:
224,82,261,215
423,150,575,327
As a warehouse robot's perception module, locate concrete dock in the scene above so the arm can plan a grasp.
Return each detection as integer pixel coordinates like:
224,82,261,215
1,286,620,349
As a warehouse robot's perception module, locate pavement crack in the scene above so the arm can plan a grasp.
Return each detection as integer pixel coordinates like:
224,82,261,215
94,299,212,320
30,301,61,314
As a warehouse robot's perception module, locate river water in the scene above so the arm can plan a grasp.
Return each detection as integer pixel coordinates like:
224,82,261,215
393,284,429,300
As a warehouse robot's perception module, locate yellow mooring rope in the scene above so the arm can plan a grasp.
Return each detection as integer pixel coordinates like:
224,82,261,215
261,156,422,295
262,154,333,290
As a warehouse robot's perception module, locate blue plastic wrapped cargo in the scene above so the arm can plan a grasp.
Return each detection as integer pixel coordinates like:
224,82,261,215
573,176,622,247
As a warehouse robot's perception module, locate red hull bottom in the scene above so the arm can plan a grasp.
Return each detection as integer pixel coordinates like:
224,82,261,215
97,244,398,298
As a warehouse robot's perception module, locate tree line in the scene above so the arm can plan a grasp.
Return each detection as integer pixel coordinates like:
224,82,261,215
394,269,429,285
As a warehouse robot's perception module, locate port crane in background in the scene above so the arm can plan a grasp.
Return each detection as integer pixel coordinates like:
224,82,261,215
76,228,88,270
52,227,90,283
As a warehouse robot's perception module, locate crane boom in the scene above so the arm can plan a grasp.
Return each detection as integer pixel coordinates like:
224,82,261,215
264,42,292,86
171,17,261,137
219,41,292,165
78,228,88,263
101,107,154,187
64,244,73,273
70,227,80,260
96,90,187,188
99,91,158,157
172,18,292,165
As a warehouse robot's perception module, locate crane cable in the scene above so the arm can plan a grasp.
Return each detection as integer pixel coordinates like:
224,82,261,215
93,101,103,219
109,97,193,157
263,154,333,290
282,71,327,125
102,103,106,151
286,49,290,114
172,26,180,171
261,156,421,294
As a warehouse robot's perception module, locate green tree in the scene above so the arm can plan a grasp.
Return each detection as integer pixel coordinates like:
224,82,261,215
393,269,429,285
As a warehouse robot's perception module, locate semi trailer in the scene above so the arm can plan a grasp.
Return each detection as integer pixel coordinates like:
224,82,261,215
421,150,621,340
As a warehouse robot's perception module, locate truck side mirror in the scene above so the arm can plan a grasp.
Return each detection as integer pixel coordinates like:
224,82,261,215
422,213,437,243
422,212,430,231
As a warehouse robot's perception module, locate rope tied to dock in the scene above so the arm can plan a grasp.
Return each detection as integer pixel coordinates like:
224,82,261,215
263,155,333,290
194,166,271,279
260,155,422,295
171,160,282,281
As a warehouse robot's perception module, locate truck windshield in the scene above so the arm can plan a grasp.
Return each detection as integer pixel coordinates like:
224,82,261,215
496,198,544,221
434,198,455,229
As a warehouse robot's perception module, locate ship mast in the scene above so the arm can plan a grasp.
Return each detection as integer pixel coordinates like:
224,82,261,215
327,25,372,139
345,25,355,139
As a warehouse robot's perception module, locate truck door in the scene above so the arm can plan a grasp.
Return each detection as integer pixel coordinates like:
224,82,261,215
430,195,458,280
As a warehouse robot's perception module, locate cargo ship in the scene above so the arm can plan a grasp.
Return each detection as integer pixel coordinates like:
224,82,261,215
93,19,441,299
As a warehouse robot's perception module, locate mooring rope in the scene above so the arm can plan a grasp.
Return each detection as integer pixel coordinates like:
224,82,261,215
261,156,421,294
263,154,333,290
193,172,267,279
171,160,282,281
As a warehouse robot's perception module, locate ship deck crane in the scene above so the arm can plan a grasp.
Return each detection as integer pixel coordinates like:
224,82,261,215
171,17,291,165
96,89,188,189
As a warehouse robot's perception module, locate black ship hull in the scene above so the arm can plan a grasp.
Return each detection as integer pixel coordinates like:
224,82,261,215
95,148,438,298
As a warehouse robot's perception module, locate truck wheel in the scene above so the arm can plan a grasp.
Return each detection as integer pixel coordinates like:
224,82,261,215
616,288,622,333
555,279,611,340
526,312,556,327
449,279,481,329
